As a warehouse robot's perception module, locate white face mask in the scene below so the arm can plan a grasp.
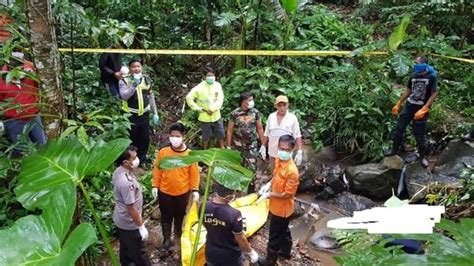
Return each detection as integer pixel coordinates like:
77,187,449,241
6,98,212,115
133,73,142,81
131,157,140,168
169,137,183,148
247,100,255,109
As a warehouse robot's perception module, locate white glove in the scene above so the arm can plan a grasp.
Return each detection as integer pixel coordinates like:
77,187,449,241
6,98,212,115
258,181,271,195
248,249,259,263
295,149,303,165
152,188,158,199
138,224,149,241
0,121,4,132
259,145,266,160
120,66,129,75
192,191,199,202
256,192,270,204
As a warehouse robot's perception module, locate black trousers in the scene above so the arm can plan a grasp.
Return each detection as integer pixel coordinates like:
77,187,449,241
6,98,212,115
158,190,190,234
268,214,292,255
393,103,429,157
117,228,151,266
129,112,150,164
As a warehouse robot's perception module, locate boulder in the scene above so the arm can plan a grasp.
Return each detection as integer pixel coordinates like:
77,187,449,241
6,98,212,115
433,156,474,179
405,157,466,203
334,192,379,215
298,145,324,192
436,140,474,166
315,165,346,199
404,163,433,202
346,163,400,200
382,155,404,170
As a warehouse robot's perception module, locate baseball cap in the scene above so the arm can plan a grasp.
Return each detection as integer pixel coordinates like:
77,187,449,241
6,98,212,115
275,95,289,104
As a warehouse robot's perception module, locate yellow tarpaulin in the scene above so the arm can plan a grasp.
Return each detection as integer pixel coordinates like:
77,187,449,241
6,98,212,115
181,193,270,266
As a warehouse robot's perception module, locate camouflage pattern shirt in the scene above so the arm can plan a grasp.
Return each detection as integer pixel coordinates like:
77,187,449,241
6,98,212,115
230,107,261,172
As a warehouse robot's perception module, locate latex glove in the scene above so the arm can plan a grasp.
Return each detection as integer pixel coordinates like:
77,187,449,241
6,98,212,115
295,149,303,165
256,192,270,204
259,181,271,195
192,191,199,202
248,249,259,263
153,114,160,126
0,121,4,132
152,188,158,200
138,224,149,241
414,106,429,120
391,100,402,116
259,145,266,160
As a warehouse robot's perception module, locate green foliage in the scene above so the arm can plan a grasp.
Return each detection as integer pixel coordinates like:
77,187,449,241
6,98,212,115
160,148,252,191
388,15,411,50
0,138,129,265
426,167,474,206
335,218,474,265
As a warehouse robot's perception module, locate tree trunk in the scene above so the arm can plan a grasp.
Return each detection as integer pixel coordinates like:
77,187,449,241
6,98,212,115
25,0,66,138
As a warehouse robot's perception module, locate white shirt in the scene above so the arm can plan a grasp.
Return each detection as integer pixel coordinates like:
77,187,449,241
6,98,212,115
264,111,301,157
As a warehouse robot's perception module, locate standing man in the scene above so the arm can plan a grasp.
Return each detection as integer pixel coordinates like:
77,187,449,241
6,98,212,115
152,122,200,251
99,48,122,98
0,52,46,156
259,135,300,265
261,95,303,171
203,184,259,266
226,92,265,192
119,58,159,166
384,55,438,168
112,145,151,266
186,67,225,149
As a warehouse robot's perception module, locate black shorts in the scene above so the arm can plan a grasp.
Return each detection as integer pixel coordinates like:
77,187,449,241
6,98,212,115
201,119,225,141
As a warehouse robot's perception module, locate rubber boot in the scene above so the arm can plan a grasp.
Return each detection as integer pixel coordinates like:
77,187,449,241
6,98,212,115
384,141,401,157
418,147,429,168
161,222,173,250
258,248,278,266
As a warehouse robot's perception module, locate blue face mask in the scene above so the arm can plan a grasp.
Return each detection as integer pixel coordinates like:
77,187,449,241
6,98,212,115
413,63,437,77
277,150,292,161
206,76,215,84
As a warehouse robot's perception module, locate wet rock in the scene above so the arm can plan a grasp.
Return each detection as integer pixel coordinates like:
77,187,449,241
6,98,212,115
405,163,432,202
315,146,338,162
309,232,339,250
405,162,463,202
334,192,378,214
433,156,474,179
382,155,404,170
315,166,346,199
436,140,474,166
345,163,400,199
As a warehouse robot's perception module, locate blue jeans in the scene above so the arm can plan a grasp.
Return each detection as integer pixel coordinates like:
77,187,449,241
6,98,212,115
5,115,47,154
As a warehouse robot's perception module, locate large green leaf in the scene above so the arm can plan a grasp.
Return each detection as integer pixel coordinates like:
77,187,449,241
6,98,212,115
160,148,252,191
0,183,96,265
390,52,411,77
281,0,298,14
213,165,252,191
388,15,411,51
15,138,131,210
0,138,130,265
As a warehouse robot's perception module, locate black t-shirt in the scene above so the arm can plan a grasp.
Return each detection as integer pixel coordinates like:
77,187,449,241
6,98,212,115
406,73,437,105
203,201,244,265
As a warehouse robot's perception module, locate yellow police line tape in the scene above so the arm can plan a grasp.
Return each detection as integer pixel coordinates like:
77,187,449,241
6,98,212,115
57,48,474,63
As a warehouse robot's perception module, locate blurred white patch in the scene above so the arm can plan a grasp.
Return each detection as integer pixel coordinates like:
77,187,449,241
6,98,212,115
327,192,445,234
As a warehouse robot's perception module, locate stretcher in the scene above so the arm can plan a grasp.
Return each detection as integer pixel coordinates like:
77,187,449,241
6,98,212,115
181,193,270,266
